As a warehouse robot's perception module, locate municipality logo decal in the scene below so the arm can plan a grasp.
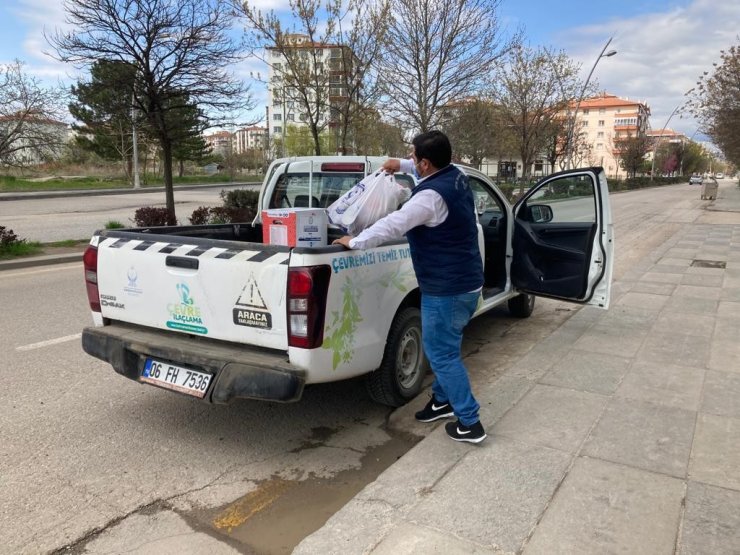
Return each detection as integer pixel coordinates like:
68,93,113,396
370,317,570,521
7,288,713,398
166,282,207,334
124,266,143,296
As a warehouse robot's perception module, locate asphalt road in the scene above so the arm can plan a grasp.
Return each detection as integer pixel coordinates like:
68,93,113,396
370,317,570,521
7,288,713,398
0,179,722,552
0,185,257,243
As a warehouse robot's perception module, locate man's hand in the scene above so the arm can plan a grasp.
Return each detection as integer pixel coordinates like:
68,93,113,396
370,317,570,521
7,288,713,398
332,235,353,249
381,159,401,173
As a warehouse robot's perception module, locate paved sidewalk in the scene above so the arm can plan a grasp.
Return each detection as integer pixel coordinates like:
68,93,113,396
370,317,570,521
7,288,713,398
295,181,740,554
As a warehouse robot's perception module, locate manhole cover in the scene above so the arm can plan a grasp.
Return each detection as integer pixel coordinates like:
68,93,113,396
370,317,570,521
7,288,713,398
691,259,727,269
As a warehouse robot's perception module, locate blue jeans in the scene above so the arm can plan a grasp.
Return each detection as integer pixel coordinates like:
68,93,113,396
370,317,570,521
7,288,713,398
421,291,480,426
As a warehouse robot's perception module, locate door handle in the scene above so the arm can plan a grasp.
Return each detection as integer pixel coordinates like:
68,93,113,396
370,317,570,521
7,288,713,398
166,256,199,270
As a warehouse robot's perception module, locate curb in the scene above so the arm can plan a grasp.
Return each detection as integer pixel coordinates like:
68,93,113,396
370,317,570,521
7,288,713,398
0,252,83,271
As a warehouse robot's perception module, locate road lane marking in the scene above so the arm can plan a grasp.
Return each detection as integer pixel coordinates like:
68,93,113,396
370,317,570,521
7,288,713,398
16,333,82,352
1,264,80,279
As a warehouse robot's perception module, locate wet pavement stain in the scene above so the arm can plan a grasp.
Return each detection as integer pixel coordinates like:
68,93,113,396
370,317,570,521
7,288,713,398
191,434,418,555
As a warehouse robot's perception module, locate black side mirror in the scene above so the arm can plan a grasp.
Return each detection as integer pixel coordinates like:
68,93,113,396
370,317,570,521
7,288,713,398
527,204,553,223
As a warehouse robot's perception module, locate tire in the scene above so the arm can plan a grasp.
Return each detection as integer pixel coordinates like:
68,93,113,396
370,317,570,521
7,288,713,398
366,307,428,407
508,293,535,318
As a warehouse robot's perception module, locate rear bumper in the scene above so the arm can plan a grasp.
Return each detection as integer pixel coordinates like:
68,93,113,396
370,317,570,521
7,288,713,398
82,323,305,403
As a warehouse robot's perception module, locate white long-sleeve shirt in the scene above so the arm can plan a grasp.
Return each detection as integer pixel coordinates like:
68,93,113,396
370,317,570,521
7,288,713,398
348,159,449,250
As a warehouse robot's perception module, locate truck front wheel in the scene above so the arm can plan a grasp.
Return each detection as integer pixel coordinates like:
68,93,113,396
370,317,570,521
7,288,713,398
366,307,428,407
508,293,535,318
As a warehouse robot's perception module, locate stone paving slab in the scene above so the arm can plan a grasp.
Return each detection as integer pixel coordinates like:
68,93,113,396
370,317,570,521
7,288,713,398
372,522,502,555
491,384,606,453
581,397,696,478
409,436,571,553
539,350,631,395
523,458,685,555
678,481,740,555
616,360,706,411
701,370,740,419
689,413,740,491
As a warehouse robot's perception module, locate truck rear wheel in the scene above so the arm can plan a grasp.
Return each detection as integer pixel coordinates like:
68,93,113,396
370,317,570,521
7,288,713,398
508,293,535,318
366,307,427,407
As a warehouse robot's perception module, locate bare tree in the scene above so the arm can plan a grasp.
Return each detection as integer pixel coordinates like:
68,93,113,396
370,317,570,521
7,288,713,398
488,46,583,192
378,0,517,133
440,98,512,168
687,41,740,167
0,61,67,168
48,0,253,221
236,0,387,156
331,0,389,154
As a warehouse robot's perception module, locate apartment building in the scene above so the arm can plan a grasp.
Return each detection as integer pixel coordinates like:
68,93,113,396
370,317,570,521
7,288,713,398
234,126,266,154
266,34,352,145
569,93,651,177
203,131,233,158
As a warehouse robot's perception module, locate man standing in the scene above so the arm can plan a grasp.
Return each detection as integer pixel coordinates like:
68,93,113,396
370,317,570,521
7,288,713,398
333,130,486,444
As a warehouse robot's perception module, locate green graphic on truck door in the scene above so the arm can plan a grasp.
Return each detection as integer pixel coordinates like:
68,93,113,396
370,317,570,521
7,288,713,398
323,279,363,370
322,266,417,370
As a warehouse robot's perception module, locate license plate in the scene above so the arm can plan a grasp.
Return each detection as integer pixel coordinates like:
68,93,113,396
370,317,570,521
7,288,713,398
141,358,211,398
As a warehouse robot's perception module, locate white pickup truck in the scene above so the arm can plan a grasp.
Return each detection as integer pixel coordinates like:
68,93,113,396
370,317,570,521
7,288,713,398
81,157,613,407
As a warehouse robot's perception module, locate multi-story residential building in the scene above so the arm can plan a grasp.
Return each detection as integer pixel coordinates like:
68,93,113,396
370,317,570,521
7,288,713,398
234,126,266,154
266,34,353,150
568,93,651,177
203,131,233,158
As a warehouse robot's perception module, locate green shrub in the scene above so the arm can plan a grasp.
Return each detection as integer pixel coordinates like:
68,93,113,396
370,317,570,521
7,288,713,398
105,220,125,229
220,188,259,210
188,206,254,225
133,207,176,227
0,225,20,247
0,226,42,257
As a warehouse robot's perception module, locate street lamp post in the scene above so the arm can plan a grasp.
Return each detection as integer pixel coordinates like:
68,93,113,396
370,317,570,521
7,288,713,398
649,103,681,181
566,37,617,169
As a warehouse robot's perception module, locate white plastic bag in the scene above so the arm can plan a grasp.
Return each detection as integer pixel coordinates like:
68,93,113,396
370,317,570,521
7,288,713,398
327,171,410,235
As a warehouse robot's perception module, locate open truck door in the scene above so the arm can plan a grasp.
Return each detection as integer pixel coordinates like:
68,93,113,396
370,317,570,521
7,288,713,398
511,167,613,309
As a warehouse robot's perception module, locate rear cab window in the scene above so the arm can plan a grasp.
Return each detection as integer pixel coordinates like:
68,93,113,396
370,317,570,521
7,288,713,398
268,171,416,209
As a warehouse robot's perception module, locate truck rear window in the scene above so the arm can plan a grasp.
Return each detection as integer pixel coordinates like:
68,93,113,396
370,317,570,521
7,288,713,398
269,172,415,209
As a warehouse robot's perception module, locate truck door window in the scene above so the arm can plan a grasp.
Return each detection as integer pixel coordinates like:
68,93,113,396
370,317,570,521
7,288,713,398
523,175,596,223
467,177,504,227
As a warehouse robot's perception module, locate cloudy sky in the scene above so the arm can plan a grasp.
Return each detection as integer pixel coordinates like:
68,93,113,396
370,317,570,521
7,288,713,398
1,0,737,139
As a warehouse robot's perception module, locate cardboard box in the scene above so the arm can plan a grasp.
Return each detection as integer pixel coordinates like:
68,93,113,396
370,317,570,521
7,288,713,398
262,208,328,248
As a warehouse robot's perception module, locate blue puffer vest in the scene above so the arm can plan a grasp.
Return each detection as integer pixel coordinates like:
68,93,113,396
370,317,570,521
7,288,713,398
406,165,483,296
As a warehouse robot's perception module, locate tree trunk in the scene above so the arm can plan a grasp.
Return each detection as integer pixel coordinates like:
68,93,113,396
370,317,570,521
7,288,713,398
161,139,176,222
311,125,321,155
178,159,184,178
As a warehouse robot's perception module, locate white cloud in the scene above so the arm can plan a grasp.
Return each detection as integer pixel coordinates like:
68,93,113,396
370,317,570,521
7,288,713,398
556,0,740,138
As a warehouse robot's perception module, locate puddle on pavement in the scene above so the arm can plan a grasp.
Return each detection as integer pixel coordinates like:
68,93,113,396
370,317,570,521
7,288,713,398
187,432,419,555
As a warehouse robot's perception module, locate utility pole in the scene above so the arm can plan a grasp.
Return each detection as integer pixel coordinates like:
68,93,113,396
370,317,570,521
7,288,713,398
131,90,141,189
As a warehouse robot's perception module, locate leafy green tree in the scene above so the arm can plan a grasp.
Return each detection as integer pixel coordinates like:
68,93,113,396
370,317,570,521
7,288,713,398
613,135,650,178
69,60,140,179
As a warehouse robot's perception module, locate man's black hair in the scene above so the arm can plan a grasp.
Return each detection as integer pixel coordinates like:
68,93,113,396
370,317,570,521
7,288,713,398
412,130,452,169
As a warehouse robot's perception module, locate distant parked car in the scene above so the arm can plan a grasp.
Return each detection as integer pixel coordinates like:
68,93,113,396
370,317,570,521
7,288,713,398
689,175,703,185
715,172,724,179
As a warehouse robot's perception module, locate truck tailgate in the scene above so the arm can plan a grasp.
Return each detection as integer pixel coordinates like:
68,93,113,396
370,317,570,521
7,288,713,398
95,235,290,350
